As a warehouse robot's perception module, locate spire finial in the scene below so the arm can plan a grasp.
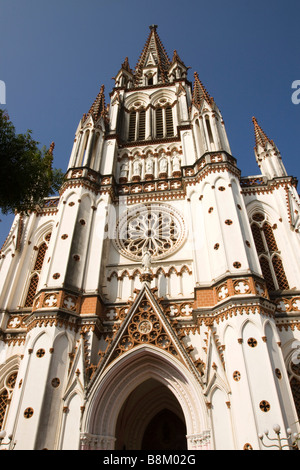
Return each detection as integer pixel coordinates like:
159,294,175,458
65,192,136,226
48,142,55,155
252,116,273,149
134,25,170,85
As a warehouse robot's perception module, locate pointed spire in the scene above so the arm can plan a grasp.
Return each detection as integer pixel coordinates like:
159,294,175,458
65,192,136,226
48,142,55,155
134,25,171,85
168,49,189,81
252,117,287,178
85,84,106,122
252,116,276,151
112,57,134,89
171,49,186,67
192,72,213,109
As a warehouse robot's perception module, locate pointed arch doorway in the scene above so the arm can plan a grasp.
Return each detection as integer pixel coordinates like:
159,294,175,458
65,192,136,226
81,346,210,450
115,378,187,450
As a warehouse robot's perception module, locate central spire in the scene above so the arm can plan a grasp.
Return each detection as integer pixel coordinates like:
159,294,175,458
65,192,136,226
112,26,189,89
134,25,171,86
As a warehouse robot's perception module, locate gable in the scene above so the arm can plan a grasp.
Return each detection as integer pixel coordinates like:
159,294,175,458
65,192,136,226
89,284,204,387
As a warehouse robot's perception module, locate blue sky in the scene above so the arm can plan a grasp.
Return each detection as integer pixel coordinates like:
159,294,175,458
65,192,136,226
1,0,300,246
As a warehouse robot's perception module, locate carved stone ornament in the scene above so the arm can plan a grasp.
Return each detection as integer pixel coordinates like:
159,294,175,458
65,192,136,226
110,297,179,363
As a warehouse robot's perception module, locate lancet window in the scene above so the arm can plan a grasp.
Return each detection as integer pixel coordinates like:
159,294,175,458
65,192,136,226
250,213,289,291
147,74,154,86
155,106,173,138
0,372,17,431
128,109,146,142
24,232,51,307
205,116,214,146
0,390,8,431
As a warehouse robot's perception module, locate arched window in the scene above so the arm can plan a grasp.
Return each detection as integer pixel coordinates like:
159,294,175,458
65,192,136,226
165,106,173,137
155,106,174,138
272,255,289,290
251,223,265,254
24,233,51,307
128,109,146,142
289,362,300,420
138,109,146,140
128,111,136,141
155,108,163,138
24,274,39,307
251,213,289,291
0,371,17,432
127,97,174,142
263,223,278,252
147,74,154,86
259,256,276,291
77,130,89,166
205,116,214,146
90,132,99,169
0,390,8,431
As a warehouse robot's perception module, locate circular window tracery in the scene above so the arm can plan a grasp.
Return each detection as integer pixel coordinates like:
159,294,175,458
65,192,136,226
114,203,186,261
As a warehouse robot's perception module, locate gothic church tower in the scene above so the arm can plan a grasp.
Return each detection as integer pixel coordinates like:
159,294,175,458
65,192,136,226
1,26,300,450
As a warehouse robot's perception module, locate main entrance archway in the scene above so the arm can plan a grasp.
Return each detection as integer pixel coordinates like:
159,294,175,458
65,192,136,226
115,378,187,450
81,346,210,450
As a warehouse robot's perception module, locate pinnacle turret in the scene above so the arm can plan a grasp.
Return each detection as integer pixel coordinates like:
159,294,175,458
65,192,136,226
84,84,106,123
252,117,287,178
171,49,186,67
192,72,213,110
252,116,276,151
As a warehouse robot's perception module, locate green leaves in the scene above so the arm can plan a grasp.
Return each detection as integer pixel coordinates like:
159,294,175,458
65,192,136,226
0,110,64,214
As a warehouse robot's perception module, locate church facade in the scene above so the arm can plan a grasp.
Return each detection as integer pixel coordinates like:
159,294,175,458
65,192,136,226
1,26,300,450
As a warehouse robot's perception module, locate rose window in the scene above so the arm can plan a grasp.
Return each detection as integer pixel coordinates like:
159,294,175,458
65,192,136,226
114,203,186,261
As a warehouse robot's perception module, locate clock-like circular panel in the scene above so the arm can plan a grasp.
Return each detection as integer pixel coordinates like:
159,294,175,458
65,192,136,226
114,203,186,261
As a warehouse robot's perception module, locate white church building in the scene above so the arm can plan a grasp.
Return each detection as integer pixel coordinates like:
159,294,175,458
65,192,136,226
0,25,300,450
